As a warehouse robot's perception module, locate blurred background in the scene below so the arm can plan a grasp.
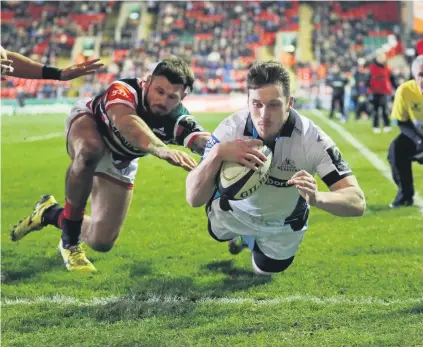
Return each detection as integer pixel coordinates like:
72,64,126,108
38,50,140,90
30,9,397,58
1,0,422,116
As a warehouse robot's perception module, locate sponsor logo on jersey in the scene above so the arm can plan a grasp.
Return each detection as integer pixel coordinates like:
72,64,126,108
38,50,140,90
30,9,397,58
265,176,294,188
239,169,271,199
277,158,299,172
153,127,166,136
326,146,351,174
202,134,219,159
110,89,129,98
110,123,141,153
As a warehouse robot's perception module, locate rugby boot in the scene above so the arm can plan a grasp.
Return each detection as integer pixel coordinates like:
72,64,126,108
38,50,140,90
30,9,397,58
58,240,97,272
11,195,58,241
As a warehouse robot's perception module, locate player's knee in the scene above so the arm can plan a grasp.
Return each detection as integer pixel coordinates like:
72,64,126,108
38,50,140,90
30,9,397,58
75,140,104,167
86,222,119,252
252,246,295,275
89,241,115,253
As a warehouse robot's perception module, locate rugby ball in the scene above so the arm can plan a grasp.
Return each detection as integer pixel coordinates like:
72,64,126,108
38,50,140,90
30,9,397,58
217,144,273,200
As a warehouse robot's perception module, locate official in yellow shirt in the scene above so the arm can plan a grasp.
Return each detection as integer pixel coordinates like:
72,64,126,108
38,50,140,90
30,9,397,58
388,55,423,208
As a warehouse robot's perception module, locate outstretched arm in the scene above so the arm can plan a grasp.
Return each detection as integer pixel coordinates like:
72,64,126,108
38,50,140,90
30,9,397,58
1,46,103,80
109,104,197,171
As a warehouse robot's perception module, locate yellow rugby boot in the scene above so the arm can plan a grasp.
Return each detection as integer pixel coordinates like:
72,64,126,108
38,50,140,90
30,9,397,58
58,240,97,273
11,195,58,241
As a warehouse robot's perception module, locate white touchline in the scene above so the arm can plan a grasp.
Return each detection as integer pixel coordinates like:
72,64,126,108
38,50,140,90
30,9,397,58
312,110,423,216
3,132,63,144
2,295,422,306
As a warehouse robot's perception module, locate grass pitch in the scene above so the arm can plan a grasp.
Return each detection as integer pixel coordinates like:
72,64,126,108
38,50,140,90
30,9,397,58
1,111,422,347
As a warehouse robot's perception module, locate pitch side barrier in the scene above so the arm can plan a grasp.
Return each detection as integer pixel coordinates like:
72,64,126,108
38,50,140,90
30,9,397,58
0,94,251,116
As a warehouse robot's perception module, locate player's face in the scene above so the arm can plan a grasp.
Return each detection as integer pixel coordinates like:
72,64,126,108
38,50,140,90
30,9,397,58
248,84,294,142
413,64,423,94
144,76,186,116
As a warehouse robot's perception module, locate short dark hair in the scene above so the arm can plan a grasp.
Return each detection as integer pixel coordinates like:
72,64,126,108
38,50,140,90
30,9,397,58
152,56,194,93
247,61,291,98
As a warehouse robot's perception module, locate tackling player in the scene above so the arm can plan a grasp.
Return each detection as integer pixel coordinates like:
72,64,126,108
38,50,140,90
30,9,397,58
1,45,103,80
186,61,366,276
388,55,423,208
11,56,210,272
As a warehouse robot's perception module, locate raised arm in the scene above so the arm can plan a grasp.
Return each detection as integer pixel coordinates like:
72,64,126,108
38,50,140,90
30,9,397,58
1,46,103,80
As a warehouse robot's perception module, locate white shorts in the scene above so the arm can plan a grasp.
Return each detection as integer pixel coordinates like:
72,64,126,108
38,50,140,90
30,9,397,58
65,99,139,189
207,198,305,260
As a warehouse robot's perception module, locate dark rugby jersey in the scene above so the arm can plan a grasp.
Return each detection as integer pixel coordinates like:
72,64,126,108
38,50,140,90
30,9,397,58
87,78,207,160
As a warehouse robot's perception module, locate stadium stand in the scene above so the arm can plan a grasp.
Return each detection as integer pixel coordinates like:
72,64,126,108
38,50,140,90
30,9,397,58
0,0,420,103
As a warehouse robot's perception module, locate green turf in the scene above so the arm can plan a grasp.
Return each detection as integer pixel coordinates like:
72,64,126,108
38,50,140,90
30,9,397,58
1,111,422,347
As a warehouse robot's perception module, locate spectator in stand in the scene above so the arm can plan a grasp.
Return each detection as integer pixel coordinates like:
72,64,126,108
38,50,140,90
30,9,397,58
352,59,370,120
416,37,423,56
367,52,397,133
326,64,349,122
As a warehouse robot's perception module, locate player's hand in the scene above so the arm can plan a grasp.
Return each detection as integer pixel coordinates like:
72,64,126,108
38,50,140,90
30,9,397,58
0,46,14,78
216,139,267,171
288,170,318,205
60,58,104,81
157,148,198,172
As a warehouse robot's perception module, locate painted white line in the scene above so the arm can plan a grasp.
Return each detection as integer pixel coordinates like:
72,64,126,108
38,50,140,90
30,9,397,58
4,132,63,144
2,295,422,307
312,110,423,215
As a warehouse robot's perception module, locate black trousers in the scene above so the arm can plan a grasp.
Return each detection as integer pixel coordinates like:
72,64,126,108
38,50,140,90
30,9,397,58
355,101,367,120
329,93,345,119
387,134,417,202
371,94,390,128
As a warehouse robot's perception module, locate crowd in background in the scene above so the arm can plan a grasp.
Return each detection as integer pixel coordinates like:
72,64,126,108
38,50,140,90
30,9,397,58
1,0,421,112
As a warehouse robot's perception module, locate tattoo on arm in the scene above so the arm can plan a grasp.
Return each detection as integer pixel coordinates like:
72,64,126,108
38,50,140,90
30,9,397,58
119,116,168,157
147,141,167,157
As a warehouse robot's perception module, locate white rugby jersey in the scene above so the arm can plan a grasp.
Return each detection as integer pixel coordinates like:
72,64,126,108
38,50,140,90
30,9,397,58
203,108,353,238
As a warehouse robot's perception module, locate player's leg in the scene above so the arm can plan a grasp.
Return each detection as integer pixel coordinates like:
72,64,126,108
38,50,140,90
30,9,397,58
251,234,299,276
380,95,391,131
43,113,106,272
13,163,135,271
388,134,416,207
80,175,133,252
52,149,138,269
329,95,336,119
62,112,106,249
207,199,298,276
206,197,249,254
10,103,105,272
372,94,381,132
354,99,361,120
340,93,346,122
251,244,295,276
